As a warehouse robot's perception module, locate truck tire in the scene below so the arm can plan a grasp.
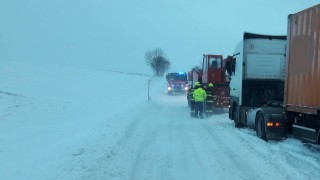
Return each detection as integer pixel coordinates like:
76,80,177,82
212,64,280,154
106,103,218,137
317,130,320,145
256,112,267,141
233,105,241,128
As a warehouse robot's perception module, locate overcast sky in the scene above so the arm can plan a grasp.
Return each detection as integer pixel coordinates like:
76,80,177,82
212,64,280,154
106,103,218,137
0,0,319,73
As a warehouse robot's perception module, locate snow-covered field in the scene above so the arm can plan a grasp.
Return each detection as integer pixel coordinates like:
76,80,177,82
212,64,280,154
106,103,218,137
1,60,320,180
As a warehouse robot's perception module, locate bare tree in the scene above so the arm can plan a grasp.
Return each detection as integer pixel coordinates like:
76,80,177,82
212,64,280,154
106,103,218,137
145,48,170,77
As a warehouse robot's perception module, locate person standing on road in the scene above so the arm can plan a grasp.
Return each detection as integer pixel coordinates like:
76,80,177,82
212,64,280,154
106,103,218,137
205,83,215,116
188,82,200,117
193,83,207,118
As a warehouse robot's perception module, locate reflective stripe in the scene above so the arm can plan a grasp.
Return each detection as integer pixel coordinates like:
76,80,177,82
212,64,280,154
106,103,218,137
190,110,195,112
206,100,214,102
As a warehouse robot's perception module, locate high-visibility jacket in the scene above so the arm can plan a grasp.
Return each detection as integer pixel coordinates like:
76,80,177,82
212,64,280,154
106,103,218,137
189,88,196,101
193,88,207,102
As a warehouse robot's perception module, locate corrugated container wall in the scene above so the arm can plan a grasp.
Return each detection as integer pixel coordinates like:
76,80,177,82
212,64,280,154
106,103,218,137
285,4,320,115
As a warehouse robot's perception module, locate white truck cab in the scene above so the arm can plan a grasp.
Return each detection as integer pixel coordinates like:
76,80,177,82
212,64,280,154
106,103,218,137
226,32,287,140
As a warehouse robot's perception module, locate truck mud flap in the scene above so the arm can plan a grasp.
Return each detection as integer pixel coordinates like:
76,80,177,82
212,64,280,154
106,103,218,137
266,128,287,140
265,114,287,140
293,125,318,144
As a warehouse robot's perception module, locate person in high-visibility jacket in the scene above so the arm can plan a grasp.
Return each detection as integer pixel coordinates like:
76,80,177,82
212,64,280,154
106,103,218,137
193,83,207,118
188,84,197,117
205,83,215,116
188,82,200,117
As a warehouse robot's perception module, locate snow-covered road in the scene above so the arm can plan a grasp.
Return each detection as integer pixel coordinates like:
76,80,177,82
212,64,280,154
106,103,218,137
0,61,319,180
75,84,320,180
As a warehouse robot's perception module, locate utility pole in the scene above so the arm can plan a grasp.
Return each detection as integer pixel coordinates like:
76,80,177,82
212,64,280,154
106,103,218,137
148,79,151,101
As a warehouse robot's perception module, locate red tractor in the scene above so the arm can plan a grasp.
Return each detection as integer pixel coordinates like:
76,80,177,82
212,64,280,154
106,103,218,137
202,54,230,109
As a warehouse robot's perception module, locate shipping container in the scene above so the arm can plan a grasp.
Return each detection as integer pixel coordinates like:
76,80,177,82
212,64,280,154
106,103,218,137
285,4,320,143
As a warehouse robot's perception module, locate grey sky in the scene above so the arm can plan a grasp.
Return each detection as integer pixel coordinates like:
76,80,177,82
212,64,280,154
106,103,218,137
0,0,319,73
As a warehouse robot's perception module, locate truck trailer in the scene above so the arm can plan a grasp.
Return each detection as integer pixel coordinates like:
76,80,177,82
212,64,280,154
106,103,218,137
227,32,287,140
285,4,320,144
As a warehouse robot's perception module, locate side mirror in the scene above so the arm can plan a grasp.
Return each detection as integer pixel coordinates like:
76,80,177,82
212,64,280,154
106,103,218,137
225,60,232,76
231,58,236,74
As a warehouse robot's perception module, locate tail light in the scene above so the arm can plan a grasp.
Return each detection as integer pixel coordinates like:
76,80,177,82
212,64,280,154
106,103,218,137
267,122,273,127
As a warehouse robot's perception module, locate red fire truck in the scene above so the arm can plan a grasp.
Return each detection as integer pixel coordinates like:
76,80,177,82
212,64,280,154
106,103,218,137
166,72,188,95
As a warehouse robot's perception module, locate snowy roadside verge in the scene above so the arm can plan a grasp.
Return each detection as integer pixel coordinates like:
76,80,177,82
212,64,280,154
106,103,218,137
0,60,159,180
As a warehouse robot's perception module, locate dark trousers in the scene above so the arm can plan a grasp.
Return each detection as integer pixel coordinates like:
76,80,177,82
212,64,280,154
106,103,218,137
195,101,204,118
206,102,214,112
190,100,195,117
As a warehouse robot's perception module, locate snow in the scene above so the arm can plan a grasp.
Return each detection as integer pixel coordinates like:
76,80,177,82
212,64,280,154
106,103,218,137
1,60,320,180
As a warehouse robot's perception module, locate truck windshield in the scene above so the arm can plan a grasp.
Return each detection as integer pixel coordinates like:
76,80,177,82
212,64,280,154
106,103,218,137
209,57,221,68
166,74,187,81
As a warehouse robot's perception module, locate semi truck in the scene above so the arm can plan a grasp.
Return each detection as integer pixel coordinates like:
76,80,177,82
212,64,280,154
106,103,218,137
202,54,230,109
227,4,320,143
226,32,287,140
285,4,320,144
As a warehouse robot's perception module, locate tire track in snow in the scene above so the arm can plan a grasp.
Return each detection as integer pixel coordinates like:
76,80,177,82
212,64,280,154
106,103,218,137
129,100,190,179
78,90,320,180
202,124,261,180
129,97,212,179
213,121,291,179
182,122,241,179
206,119,295,180
169,122,208,180
80,102,165,180
235,132,304,179
219,120,310,179
209,118,320,179
129,126,160,180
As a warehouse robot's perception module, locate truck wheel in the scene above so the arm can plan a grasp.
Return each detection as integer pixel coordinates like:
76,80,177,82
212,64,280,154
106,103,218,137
317,130,320,145
233,105,241,128
256,112,267,141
